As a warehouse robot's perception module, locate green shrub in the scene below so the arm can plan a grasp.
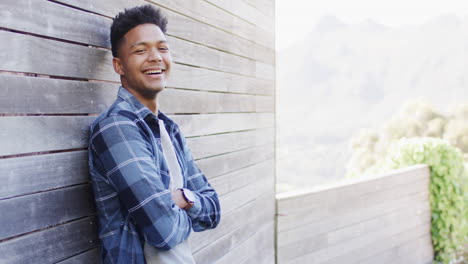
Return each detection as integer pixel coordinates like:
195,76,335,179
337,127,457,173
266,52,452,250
375,137,468,263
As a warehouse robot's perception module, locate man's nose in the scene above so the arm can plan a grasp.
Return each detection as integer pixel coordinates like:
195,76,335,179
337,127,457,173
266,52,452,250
148,48,162,61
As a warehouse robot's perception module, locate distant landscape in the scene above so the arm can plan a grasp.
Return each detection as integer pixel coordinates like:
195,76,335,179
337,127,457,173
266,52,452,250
276,14,468,193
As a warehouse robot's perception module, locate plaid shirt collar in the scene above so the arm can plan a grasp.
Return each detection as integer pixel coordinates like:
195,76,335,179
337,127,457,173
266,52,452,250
117,86,173,125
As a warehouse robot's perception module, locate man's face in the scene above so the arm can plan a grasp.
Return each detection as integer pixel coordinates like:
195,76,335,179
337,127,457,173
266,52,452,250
113,23,172,99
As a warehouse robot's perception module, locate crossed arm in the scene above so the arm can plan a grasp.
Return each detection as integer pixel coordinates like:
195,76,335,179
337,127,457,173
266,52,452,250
90,114,221,250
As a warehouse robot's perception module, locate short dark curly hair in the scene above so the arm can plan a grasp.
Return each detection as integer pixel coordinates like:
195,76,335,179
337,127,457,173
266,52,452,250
110,5,168,57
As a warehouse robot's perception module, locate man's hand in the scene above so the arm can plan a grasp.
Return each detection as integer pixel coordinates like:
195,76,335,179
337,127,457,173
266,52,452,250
171,189,189,209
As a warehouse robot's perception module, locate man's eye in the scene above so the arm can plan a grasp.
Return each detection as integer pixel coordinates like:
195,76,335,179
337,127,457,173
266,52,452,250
159,47,169,51
135,49,145,53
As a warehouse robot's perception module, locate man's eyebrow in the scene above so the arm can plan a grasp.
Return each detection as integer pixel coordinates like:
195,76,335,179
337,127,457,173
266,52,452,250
130,40,167,48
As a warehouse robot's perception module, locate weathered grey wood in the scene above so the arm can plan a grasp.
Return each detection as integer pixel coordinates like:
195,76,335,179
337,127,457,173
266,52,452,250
219,165,274,215
205,0,274,34
160,88,274,114
242,0,275,18
277,165,430,215
277,177,429,233
0,75,117,114
0,151,88,199
171,113,274,137
168,63,274,95
197,144,274,179
278,206,431,262
276,167,433,264
278,191,430,250
0,116,94,156
0,217,98,264
190,186,274,250
0,113,272,156
0,75,273,114
163,7,274,64
0,0,274,64
57,247,101,264
0,136,272,201
56,0,275,49
0,30,270,80
168,36,257,78
317,223,432,264
208,159,274,196
187,128,274,159
0,184,95,240
193,192,275,262
0,30,116,82
218,222,275,264
0,0,111,48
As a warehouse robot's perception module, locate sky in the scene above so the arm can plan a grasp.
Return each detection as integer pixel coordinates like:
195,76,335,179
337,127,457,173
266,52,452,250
276,0,467,50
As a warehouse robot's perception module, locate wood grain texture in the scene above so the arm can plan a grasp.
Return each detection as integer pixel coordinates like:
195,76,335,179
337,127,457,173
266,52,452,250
57,248,101,264
0,30,273,80
0,217,98,264
193,191,275,263
0,151,88,199
196,144,274,179
0,0,274,64
204,0,274,33
168,63,274,95
277,166,433,264
49,0,274,49
0,75,273,114
0,116,94,156
0,113,272,156
0,184,95,240
0,132,273,200
187,128,274,159
190,186,274,251
0,0,111,48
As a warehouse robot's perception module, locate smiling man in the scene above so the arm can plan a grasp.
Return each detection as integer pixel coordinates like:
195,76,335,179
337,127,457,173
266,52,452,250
88,5,221,264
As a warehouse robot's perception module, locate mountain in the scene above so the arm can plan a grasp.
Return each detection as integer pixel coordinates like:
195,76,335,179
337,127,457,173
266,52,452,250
276,14,468,192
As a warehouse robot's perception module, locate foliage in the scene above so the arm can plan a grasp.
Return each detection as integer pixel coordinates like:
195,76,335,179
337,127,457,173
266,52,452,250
371,138,468,263
346,101,468,177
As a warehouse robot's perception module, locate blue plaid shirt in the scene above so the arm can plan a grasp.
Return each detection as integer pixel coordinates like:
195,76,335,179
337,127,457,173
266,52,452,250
88,87,221,264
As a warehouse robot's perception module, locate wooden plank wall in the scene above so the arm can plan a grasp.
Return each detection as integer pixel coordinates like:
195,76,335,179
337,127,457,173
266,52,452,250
276,165,434,264
0,0,276,263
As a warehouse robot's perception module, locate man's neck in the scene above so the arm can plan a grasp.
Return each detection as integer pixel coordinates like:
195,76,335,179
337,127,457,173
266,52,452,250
123,86,159,114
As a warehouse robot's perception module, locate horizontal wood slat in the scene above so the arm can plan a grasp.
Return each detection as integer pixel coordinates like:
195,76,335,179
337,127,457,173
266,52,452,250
57,248,101,264
0,217,98,264
193,191,275,262
0,184,95,241
218,222,275,264
1,133,273,200
53,0,275,49
0,113,273,156
196,144,274,179
0,0,110,48
0,0,274,64
0,75,274,114
205,0,274,33
0,151,88,200
277,166,433,264
0,30,274,80
187,128,274,159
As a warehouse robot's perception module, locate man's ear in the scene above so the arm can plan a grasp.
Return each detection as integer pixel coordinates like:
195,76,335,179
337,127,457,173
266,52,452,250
112,57,124,76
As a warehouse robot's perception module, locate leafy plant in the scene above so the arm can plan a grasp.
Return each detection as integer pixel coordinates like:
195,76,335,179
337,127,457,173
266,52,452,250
374,138,468,263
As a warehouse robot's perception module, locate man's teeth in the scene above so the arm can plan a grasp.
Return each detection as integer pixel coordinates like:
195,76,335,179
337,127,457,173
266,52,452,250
144,70,162,75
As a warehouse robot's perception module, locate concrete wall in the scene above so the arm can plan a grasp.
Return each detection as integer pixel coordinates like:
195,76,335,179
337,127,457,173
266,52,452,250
276,165,434,264
0,0,275,263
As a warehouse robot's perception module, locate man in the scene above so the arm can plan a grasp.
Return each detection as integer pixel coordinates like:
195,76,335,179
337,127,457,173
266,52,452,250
88,5,221,264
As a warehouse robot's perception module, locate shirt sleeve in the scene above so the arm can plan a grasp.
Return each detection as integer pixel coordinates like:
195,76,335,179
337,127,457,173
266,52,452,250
90,114,191,250
174,125,221,232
